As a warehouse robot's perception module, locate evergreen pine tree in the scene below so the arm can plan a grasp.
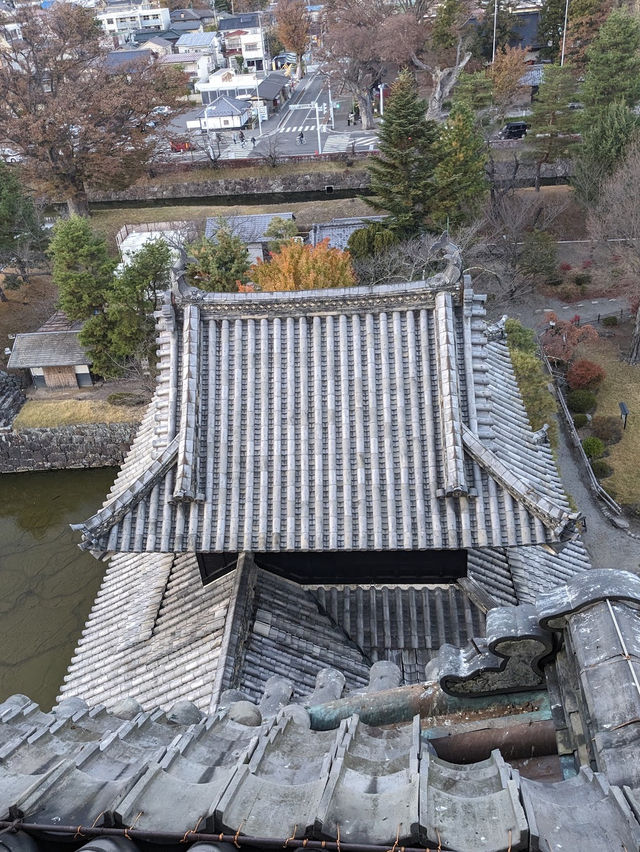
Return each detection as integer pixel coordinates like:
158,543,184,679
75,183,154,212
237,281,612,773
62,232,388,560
79,238,172,378
186,229,251,292
48,216,116,322
433,104,487,228
538,0,567,60
573,101,639,205
473,0,518,62
366,69,439,237
581,10,640,113
527,64,578,189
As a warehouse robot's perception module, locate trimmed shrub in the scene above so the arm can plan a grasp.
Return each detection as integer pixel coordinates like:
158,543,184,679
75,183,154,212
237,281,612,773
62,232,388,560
572,272,592,286
591,459,613,478
567,389,597,413
567,359,606,390
602,315,618,327
591,415,623,445
572,413,588,428
582,436,605,460
504,318,536,354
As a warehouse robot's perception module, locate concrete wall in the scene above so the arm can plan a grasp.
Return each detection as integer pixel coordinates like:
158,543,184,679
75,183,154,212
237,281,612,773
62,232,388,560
0,422,139,473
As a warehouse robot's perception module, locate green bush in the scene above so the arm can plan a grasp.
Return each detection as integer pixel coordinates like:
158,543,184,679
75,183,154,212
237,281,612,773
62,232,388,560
591,458,613,478
572,413,588,428
505,318,537,354
602,315,618,327
591,415,623,444
572,272,592,286
567,389,597,413
582,436,605,460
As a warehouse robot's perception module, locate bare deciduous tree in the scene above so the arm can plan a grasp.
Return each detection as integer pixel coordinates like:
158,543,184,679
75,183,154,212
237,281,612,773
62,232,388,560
589,141,640,363
319,0,388,130
275,0,310,80
0,3,186,216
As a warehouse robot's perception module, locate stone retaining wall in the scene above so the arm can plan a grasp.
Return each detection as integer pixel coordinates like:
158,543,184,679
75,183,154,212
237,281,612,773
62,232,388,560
0,422,139,473
88,168,371,204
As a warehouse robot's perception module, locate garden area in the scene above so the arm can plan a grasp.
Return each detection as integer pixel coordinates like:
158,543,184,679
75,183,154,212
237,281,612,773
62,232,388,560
543,315,640,514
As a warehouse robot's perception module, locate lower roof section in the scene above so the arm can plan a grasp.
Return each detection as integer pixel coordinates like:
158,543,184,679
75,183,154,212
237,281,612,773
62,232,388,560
74,274,581,557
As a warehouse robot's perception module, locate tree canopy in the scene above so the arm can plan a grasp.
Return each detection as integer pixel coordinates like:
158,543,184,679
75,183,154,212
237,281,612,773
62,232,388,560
0,3,185,215
186,231,251,292
433,103,487,228
0,163,47,295
275,0,310,80
250,239,356,291
48,216,116,321
527,64,578,189
472,0,517,62
573,101,639,206
538,0,567,61
581,10,640,113
366,69,439,236
80,238,172,378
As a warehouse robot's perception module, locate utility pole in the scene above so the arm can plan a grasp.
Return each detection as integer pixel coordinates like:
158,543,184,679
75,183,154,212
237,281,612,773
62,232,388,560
327,77,335,129
492,0,499,63
560,0,570,66
378,82,385,116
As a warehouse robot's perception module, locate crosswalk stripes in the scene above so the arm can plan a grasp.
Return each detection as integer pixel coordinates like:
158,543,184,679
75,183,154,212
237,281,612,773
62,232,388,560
321,132,350,153
277,124,315,134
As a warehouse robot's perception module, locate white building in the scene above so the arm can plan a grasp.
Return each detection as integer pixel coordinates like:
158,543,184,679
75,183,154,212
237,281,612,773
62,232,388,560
96,4,171,42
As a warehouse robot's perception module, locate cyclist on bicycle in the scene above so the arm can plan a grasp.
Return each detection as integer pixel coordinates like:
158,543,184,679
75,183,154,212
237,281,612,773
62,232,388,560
297,131,304,145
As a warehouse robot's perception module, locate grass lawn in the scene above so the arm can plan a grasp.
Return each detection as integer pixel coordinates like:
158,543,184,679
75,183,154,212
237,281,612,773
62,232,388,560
89,196,375,249
13,399,143,429
577,332,640,510
134,158,368,187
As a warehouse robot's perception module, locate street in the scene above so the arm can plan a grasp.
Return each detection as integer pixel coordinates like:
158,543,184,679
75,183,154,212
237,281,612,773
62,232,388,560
162,69,380,163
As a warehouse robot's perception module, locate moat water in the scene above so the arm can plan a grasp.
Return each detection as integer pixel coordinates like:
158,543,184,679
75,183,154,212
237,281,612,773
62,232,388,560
0,468,115,710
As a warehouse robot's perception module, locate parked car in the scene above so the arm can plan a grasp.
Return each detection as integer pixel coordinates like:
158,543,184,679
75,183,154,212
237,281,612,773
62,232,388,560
0,147,23,164
498,122,528,140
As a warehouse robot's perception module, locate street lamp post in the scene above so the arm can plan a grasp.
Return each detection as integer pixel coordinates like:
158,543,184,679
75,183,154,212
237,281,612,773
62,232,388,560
491,0,499,63
560,0,570,66
378,83,385,117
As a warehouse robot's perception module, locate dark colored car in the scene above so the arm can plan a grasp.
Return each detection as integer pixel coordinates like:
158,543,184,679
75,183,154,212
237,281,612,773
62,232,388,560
498,121,528,140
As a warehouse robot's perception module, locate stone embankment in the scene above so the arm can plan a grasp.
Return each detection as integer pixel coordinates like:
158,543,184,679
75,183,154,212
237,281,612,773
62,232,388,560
0,423,138,473
88,167,370,204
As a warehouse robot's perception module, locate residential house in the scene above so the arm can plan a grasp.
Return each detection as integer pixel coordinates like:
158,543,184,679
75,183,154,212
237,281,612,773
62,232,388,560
204,212,296,262
96,3,171,45
7,313,92,389
160,50,213,85
185,96,252,133
218,12,267,71
175,30,219,56
196,68,289,116
137,34,174,56
170,6,216,26
104,48,153,73
309,216,387,250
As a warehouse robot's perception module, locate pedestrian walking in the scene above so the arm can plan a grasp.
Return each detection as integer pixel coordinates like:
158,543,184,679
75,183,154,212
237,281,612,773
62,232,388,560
239,131,245,143
232,133,237,144
251,136,256,147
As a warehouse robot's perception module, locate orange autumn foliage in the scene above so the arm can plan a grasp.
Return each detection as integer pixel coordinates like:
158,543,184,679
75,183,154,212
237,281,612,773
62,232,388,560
250,238,356,291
